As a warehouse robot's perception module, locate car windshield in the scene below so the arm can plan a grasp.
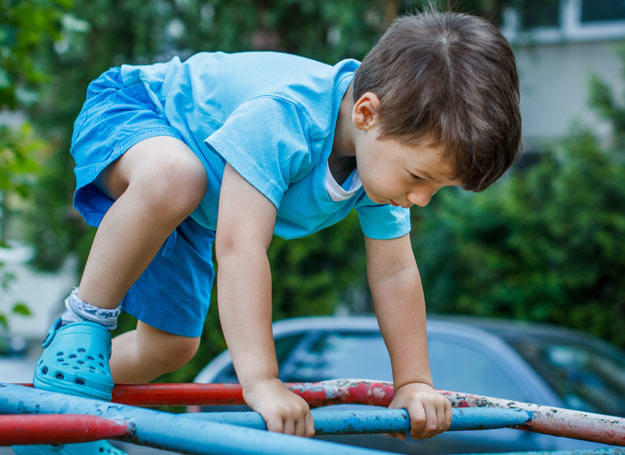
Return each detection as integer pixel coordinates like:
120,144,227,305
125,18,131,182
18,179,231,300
280,331,530,402
507,335,625,416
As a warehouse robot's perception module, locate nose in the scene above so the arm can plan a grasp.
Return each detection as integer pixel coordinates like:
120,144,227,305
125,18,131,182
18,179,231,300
407,186,438,207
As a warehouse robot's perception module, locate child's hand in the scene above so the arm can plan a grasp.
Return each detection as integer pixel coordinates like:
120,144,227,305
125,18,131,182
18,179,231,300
242,378,315,437
389,382,452,439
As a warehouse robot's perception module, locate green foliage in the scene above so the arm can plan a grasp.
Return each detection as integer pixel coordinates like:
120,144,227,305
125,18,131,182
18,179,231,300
414,129,625,348
0,0,70,109
1,0,70,327
588,45,625,150
0,125,42,239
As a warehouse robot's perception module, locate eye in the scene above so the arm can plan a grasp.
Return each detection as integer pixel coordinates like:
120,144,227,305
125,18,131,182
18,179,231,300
409,172,423,181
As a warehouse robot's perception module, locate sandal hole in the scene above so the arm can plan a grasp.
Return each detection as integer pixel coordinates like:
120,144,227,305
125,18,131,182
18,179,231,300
69,354,77,359
75,378,85,385
41,366,48,375
77,360,85,364
87,355,95,360
55,373,64,380
57,358,65,362
98,354,104,360
56,351,63,356
77,348,86,353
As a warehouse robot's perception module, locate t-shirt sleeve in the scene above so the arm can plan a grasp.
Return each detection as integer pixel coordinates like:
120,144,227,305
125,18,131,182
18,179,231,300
356,198,411,240
203,96,312,208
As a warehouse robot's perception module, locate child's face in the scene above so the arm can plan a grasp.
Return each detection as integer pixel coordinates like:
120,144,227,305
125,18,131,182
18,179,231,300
356,130,462,208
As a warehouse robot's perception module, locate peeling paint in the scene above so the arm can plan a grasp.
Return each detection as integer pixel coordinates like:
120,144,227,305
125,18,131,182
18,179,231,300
4,380,625,447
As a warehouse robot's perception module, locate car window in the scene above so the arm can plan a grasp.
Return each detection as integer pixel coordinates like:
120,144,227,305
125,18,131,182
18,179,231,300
281,331,393,383
212,333,305,383
508,336,625,416
428,337,530,402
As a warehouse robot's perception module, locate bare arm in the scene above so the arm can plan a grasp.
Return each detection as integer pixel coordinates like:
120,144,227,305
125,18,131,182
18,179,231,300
216,164,314,437
365,233,451,439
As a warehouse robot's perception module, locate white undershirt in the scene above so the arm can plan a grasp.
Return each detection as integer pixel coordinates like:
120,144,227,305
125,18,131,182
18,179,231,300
324,162,362,202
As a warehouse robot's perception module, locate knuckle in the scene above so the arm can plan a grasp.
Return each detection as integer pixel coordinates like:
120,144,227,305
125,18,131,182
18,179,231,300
411,415,426,426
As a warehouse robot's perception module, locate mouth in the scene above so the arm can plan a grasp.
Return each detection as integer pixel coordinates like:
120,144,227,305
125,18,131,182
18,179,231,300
389,200,399,207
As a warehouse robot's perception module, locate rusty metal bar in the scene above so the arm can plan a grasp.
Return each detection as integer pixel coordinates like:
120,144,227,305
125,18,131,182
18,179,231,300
14,380,625,446
112,380,625,446
0,414,132,445
462,450,625,455
188,407,531,434
0,383,396,455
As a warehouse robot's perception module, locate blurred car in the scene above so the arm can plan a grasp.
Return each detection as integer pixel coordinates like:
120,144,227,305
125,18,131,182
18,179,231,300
0,333,35,383
193,315,625,454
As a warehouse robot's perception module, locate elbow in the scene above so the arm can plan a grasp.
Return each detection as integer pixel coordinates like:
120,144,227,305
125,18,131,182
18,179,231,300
215,232,239,264
215,232,269,266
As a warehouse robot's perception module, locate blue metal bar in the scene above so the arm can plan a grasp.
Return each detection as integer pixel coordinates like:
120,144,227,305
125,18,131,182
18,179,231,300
461,450,625,455
190,407,531,434
0,383,394,454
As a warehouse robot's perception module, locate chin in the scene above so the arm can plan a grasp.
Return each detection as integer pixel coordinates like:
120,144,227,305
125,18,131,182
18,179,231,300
369,195,386,205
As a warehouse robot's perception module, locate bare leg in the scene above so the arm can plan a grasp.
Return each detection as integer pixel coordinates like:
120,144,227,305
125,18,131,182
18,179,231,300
77,136,208,309
76,136,206,380
111,321,200,383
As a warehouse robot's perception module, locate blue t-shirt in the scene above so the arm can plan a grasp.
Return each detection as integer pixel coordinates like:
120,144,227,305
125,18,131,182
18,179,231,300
120,52,410,240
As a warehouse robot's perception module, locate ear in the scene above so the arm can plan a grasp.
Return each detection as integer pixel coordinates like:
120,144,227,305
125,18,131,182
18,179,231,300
352,92,380,131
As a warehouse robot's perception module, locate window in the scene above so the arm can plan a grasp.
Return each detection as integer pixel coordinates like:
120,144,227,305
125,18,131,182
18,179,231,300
581,1,625,23
502,0,625,44
280,331,392,383
428,338,530,402
508,335,625,416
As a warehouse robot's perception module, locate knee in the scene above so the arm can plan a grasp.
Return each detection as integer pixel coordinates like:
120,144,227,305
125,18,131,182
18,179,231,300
127,138,208,217
145,335,201,374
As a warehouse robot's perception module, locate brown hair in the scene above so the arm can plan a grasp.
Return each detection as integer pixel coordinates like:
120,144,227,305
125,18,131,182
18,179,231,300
352,9,521,191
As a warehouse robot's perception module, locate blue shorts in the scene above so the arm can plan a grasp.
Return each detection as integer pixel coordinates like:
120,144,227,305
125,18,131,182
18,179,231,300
70,67,215,337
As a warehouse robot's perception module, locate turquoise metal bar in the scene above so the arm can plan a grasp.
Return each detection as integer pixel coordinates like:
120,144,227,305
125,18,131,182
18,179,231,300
461,450,625,455
190,407,531,434
0,383,393,454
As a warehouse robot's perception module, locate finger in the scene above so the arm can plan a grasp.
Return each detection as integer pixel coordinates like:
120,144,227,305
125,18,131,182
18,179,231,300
305,412,315,438
436,403,448,433
417,401,438,439
294,413,308,437
445,402,453,430
283,417,296,435
409,402,426,439
265,415,284,434
438,400,451,432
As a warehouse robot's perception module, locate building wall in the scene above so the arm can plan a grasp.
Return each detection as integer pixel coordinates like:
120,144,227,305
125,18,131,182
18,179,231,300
0,244,75,339
515,39,624,149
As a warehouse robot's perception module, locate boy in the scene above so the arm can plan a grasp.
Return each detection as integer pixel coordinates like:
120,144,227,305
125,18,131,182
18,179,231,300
18,8,520,454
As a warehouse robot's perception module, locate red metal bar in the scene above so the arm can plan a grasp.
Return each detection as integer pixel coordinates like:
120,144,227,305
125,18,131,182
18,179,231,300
20,380,625,446
0,414,132,445
109,380,394,407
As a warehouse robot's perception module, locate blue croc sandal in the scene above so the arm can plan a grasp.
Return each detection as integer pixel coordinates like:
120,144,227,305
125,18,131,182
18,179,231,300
13,440,126,455
13,320,123,455
33,317,114,401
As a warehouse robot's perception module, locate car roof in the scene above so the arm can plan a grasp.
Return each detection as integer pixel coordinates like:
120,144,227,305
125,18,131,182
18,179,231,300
271,314,605,344
269,314,576,342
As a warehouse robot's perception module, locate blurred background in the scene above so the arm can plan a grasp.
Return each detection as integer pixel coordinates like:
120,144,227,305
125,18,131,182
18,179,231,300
1,0,624,387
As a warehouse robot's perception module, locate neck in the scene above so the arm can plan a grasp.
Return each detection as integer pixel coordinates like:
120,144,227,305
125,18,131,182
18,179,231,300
329,83,357,183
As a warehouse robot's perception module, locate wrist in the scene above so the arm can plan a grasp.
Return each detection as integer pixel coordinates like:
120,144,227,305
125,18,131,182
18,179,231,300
240,374,280,391
394,380,434,393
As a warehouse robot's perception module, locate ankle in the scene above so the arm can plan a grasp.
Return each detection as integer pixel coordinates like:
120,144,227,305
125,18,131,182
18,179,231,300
60,288,121,330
